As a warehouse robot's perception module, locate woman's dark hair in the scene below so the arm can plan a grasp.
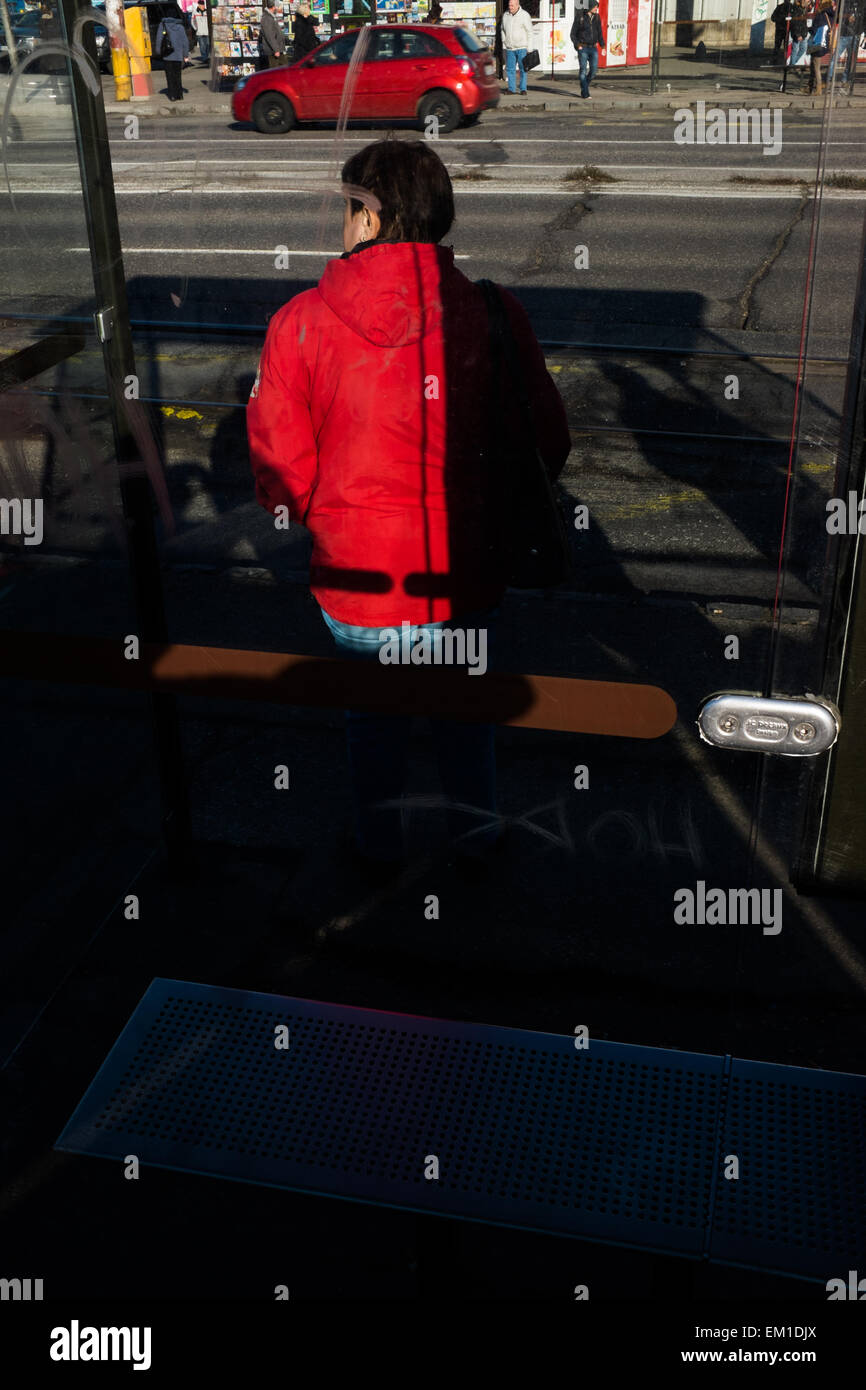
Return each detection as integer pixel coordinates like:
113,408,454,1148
341,140,455,244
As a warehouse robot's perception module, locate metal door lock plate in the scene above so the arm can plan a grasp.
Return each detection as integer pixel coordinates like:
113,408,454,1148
698,694,839,756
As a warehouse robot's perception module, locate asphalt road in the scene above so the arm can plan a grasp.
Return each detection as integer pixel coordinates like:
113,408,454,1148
4,109,866,352
1,108,861,607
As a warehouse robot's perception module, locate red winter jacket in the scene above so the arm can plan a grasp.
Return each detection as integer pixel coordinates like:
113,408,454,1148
247,240,570,627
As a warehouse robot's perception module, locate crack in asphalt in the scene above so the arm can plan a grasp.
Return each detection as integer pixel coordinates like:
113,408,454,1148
515,196,596,278
738,187,811,331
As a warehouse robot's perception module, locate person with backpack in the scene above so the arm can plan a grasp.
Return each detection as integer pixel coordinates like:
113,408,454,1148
570,0,606,100
155,4,190,102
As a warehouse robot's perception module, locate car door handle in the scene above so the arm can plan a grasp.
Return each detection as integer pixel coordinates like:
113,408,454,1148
413,63,430,70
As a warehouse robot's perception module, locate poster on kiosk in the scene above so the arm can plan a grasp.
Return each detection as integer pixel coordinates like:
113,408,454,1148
535,0,653,72
439,0,653,75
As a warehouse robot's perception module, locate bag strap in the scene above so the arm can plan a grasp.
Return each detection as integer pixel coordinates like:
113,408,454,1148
477,278,536,439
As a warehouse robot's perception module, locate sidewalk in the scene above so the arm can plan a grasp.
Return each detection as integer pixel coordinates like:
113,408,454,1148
99,46,866,117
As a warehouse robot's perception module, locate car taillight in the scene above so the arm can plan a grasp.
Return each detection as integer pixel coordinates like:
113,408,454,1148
454,58,473,75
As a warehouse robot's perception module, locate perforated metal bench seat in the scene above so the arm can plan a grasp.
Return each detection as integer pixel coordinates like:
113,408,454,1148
56,979,866,1280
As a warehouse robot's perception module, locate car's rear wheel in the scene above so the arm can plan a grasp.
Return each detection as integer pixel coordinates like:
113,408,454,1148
252,92,296,134
418,89,462,135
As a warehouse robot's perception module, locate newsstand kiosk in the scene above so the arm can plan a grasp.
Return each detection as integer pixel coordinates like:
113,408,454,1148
440,0,653,73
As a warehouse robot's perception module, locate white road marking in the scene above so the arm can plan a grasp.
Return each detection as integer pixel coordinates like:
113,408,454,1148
66,246,472,256
105,159,866,172
15,186,865,199
104,134,866,146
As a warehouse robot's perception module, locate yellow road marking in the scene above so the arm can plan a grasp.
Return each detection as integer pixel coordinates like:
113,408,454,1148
160,405,203,421
597,487,707,519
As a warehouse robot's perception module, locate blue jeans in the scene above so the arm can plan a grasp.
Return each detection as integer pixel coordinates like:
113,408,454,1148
197,34,210,63
321,605,500,862
578,44,599,96
789,36,808,68
829,35,852,80
506,47,527,93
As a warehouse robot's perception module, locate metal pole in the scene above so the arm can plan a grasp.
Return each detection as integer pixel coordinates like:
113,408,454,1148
56,0,194,872
650,0,660,93
0,0,18,72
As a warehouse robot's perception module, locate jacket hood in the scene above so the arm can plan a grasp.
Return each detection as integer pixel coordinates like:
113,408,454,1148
317,241,455,348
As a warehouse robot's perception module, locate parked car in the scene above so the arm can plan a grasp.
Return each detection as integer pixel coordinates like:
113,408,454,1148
0,6,113,72
231,23,499,136
0,9,41,65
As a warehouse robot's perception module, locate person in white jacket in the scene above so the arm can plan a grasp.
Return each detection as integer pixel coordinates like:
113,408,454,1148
191,1,210,64
500,0,533,95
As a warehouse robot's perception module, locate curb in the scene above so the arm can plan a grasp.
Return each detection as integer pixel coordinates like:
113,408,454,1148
102,92,866,117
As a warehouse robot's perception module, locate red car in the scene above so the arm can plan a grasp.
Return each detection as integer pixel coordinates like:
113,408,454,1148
231,23,499,136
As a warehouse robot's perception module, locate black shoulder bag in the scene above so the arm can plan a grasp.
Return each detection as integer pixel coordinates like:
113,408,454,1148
477,278,572,590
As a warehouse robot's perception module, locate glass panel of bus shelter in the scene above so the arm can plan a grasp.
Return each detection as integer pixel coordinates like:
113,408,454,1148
4,0,866,1309
0,22,160,1066
23,0,861,1075
739,57,866,1071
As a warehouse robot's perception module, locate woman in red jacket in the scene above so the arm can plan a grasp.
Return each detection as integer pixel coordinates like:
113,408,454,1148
248,140,570,874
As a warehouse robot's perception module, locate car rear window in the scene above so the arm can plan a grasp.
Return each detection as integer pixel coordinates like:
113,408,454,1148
400,31,451,58
454,25,485,53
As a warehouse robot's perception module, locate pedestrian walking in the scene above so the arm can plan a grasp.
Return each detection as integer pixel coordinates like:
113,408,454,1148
493,1,504,79
292,0,320,59
427,1,443,20
807,0,834,93
192,1,210,64
829,3,858,81
258,1,286,69
247,140,570,877
770,0,793,57
38,2,56,43
155,4,190,102
571,0,606,100
501,0,533,94
37,3,65,77
788,0,810,71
